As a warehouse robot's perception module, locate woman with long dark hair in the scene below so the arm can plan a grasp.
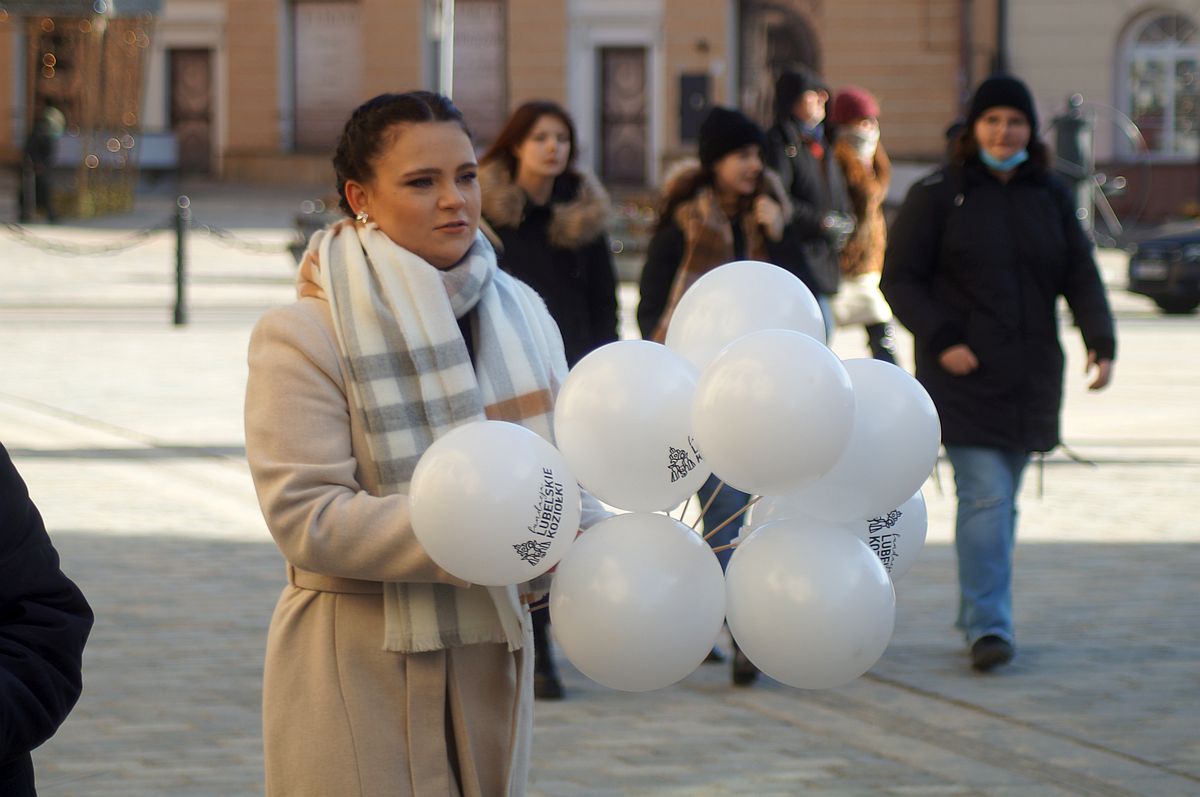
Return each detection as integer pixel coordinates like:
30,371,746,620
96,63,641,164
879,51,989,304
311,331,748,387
480,101,619,368
479,101,618,701
882,75,1115,672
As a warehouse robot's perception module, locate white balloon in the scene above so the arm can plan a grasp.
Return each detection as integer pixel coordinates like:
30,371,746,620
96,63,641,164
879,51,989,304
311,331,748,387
550,513,726,692
665,260,826,371
691,329,854,496
726,521,896,690
790,358,942,521
747,490,929,582
853,490,928,581
409,421,581,586
743,496,858,539
554,341,710,512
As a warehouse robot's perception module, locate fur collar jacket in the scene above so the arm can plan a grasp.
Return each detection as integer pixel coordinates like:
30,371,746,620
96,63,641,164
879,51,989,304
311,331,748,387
479,160,612,251
649,159,792,340
833,138,891,277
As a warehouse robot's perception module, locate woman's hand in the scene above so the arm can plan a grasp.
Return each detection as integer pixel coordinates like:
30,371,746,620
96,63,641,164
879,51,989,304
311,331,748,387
754,196,785,242
1086,350,1113,391
938,344,979,375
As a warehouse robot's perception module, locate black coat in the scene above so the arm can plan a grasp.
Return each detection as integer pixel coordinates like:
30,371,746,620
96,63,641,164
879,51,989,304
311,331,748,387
480,164,619,368
764,119,852,295
880,160,1116,452
0,443,93,796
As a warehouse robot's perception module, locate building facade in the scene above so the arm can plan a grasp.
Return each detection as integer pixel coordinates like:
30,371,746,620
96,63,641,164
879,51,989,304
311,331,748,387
2,0,1196,219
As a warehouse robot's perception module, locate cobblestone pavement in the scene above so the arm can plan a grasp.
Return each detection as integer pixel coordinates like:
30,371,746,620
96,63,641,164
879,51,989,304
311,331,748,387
1,191,1197,796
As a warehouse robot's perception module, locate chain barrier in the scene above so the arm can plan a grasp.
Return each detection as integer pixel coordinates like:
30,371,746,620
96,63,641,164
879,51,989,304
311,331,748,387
2,195,307,325
0,217,298,257
189,221,298,255
0,218,173,256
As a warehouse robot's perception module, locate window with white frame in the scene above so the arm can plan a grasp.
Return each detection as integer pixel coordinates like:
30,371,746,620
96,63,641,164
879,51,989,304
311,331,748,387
1123,12,1200,158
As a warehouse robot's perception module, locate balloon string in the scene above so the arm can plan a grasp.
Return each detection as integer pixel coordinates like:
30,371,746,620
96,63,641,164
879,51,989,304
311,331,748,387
701,495,760,542
691,481,725,530
709,541,737,554
676,495,691,523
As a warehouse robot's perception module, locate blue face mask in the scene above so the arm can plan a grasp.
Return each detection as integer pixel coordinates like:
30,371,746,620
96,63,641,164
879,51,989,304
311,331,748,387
979,147,1029,172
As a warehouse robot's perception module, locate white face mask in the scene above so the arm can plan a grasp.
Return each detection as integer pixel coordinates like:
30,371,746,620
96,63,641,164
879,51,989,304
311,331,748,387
841,126,880,160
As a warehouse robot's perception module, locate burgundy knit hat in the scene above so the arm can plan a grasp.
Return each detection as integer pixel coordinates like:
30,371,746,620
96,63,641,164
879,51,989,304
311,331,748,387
830,86,880,125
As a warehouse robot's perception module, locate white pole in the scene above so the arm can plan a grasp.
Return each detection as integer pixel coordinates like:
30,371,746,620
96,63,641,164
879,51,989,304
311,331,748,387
439,0,455,97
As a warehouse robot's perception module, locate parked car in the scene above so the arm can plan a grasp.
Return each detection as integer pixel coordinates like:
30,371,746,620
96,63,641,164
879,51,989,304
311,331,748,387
1127,223,1200,314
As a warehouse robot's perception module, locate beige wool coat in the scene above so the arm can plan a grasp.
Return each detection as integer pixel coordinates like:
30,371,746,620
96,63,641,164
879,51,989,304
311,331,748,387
245,297,534,797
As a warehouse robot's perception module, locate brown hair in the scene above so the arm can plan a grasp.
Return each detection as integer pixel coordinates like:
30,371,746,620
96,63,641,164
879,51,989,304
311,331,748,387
656,163,766,231
332,91,472,216
480,100,579,177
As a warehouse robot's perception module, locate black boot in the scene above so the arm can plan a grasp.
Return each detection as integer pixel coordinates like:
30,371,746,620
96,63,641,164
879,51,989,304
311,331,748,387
532,608,564,699
866,321,898,364
970,635,1015,672
731,640,759,686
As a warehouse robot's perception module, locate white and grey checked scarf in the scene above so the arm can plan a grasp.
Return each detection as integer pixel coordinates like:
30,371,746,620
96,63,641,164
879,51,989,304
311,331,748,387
306,220,567,652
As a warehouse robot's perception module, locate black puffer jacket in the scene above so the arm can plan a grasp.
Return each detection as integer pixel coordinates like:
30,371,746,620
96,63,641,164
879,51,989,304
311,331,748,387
480,162,619,367
881,160,1116,452
764,120,852,295
1,443,93,796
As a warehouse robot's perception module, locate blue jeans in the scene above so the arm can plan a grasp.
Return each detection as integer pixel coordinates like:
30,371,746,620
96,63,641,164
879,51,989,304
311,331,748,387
816,294,835,343
696,473,749,572
944,445,1030,646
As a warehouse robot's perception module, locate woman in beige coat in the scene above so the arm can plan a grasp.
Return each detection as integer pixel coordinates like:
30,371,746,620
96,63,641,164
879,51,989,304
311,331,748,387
245,91,603,796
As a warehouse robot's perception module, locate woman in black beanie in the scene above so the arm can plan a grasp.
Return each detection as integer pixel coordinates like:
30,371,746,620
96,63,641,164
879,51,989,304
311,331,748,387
881,74,1116,672
637,105,803,686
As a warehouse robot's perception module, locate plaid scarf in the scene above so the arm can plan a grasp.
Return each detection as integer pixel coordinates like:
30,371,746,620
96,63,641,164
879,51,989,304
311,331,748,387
303,219,565,652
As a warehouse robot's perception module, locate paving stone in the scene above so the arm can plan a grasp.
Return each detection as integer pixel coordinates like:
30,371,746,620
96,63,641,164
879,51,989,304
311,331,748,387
3,196,1197,796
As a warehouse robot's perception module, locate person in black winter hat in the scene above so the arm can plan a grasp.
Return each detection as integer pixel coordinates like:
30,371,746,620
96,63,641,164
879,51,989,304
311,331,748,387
765,67,852,339
881,74,1115,673
638,105,808,686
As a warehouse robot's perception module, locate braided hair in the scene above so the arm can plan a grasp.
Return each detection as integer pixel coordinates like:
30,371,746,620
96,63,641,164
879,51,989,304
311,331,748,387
332,91,472,216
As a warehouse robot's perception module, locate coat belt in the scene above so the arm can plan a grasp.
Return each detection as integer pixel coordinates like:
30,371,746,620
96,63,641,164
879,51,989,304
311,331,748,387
288,564,383,594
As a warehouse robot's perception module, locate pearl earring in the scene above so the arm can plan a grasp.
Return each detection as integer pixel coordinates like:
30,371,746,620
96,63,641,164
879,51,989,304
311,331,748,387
355,209,369,223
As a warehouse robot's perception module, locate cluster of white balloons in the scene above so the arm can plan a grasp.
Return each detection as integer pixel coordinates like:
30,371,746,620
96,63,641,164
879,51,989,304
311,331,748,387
409,261,941,692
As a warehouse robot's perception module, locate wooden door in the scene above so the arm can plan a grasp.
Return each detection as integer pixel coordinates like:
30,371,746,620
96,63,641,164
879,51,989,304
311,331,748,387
169,48,213,174
599,47,647,186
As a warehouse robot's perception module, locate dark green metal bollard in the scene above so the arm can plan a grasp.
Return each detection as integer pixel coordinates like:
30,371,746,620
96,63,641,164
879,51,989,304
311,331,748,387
174,195,190,326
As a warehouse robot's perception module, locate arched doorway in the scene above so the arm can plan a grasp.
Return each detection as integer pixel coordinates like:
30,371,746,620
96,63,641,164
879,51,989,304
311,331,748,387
738,0,820,125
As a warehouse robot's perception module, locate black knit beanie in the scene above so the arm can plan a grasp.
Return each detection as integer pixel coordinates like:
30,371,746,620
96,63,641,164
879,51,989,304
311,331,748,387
698,106,768,169
967,74,1038,131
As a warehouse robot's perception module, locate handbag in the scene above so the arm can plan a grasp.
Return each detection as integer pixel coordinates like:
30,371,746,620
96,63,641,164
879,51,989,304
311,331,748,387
832,271,892,326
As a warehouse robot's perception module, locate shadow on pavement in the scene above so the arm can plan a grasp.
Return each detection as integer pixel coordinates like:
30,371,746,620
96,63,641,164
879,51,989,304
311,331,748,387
30,534,1200,796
